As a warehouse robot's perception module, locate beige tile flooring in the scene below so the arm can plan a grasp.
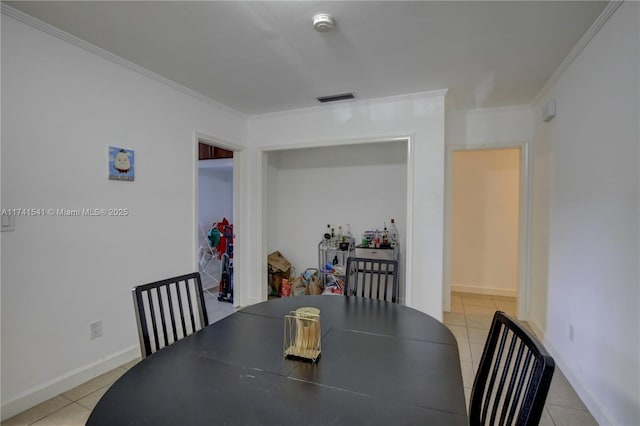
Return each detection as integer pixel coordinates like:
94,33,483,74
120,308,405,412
1,358,140,426
445,292,598,426
3,292,597,425
203,287,239,323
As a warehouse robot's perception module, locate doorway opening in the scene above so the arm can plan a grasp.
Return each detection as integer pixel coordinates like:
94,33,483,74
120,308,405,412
443,143,530,320
259,137,413,305
196,139,237,321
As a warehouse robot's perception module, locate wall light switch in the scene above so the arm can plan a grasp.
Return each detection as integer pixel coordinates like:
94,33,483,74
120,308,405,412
569,324,574,342
1,214,15,232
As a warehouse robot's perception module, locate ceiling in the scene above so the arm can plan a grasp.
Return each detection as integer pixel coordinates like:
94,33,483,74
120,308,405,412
5,1,608,115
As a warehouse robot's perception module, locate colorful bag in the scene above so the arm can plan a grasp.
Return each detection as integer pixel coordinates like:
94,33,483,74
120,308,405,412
281,278,291,297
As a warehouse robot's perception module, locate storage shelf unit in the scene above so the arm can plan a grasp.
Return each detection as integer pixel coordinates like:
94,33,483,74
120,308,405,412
318,238,355,288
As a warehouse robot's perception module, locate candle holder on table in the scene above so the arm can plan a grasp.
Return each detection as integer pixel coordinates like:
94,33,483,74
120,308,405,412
284,307,321,363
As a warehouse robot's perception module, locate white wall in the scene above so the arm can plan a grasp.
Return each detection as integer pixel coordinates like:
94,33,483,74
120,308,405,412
266,142,407,300
451,148,520,296
443,105,533,313
529,2,639,425
5,2,636,424
249,91,446,317
198,164,233,244
0,15,247,419
446,105,533,147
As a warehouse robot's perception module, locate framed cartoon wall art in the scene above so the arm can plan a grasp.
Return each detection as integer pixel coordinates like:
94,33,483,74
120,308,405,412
109,146,135,181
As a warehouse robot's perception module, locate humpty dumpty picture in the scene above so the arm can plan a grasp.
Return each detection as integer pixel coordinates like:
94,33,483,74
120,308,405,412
109,146,135,181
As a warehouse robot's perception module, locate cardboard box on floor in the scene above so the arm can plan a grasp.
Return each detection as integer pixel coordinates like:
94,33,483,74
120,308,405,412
268,251,292,296
268,251,291,273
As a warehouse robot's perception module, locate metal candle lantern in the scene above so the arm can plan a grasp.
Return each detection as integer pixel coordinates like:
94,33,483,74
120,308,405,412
284,307,321,363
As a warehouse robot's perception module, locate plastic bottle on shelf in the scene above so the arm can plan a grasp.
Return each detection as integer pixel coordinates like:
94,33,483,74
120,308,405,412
390,218,398,246
322,224,331,248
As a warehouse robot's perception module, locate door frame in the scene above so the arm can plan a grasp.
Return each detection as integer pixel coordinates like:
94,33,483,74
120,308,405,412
442,141,530,319
256,135,414,306
194,132,245,307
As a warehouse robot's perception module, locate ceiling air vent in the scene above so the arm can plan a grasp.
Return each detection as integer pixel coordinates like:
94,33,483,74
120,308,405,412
316,93,355,103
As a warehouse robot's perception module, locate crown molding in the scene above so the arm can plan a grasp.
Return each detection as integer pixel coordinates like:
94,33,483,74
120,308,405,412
249,89,448,121
447,103,533,116
531,1,624,107
1,4,247,121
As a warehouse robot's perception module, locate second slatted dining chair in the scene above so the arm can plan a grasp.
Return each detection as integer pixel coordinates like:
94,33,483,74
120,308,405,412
132,272,209,358
344,257,399,303
469,311,555,426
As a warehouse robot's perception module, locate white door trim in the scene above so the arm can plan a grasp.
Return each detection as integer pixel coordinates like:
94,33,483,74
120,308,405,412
442,141,531,319
193,132,246,307
256,135,415,306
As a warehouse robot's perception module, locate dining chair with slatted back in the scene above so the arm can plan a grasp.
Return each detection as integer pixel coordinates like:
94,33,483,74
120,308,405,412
344,257,399,303
469,311,555,426
132,272,209,358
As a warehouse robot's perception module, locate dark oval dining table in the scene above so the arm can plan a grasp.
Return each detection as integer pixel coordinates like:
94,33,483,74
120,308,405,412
86,296,468,425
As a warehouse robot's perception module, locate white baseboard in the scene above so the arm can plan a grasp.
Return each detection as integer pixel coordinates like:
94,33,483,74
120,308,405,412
1,345,140,421
528,321,616,426
451,283,517,298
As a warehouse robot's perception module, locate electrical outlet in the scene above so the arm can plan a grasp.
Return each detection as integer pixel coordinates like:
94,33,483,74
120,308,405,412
569,324,574,342
90,321,102,340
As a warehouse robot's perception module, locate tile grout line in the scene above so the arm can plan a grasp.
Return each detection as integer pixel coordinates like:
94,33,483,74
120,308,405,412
36,396,75,425
545,401,592,412
25,400,81,426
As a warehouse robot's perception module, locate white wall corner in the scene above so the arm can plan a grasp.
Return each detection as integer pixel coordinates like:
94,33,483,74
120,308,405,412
0,3,247,121
528,321,617,426
530,1,624,107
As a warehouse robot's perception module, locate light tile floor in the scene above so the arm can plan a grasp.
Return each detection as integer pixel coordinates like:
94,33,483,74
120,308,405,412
3,292,597,425
199,253,221,290
445,292,598,426
0,359,138,426
203,287,239,323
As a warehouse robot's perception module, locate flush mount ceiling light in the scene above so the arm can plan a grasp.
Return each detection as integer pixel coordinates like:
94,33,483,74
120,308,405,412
312,13,335,32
